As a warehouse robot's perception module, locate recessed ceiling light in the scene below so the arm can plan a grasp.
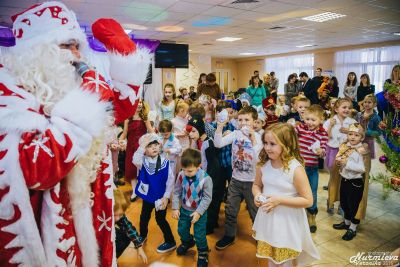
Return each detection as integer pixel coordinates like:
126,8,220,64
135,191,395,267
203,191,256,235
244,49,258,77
189,49,193,52
155,26,184,32
239,52,256,55
198,31,218,35
123,29,132,34
216,37,242,42
393,32,400,36
296,44,316,48
122,23,148,31
302,12,346,22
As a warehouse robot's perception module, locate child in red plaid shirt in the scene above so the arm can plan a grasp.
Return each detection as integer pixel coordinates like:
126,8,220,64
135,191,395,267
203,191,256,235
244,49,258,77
295,105,328,233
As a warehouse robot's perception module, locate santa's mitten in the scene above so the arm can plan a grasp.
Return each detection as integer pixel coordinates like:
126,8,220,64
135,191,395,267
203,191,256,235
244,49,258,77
81,70,114,102
92,18,136,55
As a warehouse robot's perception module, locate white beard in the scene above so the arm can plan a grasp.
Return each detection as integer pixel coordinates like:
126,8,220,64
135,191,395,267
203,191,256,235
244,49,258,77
1,43,82,113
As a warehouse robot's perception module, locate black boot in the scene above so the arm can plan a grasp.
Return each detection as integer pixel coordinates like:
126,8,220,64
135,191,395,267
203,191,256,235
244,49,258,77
197,249,209,267
177,237,195,256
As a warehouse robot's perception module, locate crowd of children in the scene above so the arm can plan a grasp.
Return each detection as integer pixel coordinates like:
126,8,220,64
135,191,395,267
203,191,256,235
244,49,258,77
108,66,397,266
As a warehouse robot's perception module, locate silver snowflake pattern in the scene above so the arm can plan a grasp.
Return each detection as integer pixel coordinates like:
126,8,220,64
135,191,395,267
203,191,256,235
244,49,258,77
84,71,109,93
97,210,112,232
23,135,54,163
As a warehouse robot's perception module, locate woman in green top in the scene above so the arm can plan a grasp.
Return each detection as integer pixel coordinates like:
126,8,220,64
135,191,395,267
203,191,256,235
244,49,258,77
246,75,269,107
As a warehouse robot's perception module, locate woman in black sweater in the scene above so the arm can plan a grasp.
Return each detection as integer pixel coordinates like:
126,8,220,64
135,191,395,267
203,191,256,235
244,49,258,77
357,73,375,109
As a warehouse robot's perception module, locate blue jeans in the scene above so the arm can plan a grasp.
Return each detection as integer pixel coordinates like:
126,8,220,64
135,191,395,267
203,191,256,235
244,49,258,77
305,166,319,214
177,208,208,250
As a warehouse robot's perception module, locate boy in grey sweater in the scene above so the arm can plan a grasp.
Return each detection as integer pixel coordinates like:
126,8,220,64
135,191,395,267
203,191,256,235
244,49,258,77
172,148,213,267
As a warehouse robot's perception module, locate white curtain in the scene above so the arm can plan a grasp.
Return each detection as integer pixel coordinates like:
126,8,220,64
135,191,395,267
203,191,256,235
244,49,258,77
265,54,314,94
334,45,400,95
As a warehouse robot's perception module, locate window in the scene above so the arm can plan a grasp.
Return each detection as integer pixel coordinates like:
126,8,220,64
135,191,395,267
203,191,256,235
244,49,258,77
265,54,314,93
334,46,400,94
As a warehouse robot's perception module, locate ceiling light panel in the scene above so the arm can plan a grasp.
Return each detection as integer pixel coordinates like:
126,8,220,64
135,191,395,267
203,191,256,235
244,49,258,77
216,37,242,42
302,12,346,22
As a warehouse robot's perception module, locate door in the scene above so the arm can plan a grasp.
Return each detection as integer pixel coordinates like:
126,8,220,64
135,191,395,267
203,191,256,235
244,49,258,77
214,69,231,96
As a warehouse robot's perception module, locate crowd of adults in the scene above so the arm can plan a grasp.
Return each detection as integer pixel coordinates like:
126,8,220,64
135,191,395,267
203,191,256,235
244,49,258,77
183,67,379,115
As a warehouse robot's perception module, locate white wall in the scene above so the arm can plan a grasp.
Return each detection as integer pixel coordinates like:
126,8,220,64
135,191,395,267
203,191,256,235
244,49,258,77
144,53,211,109
176,53,211,90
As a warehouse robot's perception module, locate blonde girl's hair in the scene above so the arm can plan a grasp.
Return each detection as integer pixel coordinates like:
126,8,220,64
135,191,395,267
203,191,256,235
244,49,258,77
175,100,189,116
162,83,176,105
113,189,129,214
138,100,150,120
327,97,338,118
332,97,353,116
258,123,304,170
363,94,377,105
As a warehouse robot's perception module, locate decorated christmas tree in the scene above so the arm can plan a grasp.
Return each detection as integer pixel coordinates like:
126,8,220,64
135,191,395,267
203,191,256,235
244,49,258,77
376,65,400,191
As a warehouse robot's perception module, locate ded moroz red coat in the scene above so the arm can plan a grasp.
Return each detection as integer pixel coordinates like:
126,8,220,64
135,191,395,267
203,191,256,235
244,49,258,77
0,4,152,266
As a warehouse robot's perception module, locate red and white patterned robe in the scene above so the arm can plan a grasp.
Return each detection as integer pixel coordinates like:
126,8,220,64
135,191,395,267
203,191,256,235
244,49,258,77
0,48,151,266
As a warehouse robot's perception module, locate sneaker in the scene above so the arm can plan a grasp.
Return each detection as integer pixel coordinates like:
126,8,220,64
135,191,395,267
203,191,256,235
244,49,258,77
137,236,147,246
333,222,350,230
215,236,235,250
177,239,195,255
156,242,176,253
197,250,209,267
342,229,357,241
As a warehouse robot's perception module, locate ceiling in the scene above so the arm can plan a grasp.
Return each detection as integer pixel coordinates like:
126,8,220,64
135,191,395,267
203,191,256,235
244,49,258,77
1,0,400,58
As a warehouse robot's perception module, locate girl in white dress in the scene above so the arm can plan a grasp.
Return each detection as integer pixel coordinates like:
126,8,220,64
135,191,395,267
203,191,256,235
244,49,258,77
252,123,320,267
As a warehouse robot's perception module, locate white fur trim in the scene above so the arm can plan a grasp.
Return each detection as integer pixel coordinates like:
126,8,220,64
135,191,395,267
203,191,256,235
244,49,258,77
41,184,74,267
67,162,100,267
70,205,98,267
0,134,48,266
112,81,141,106
12,1,87,51
52,89,112,137
109,47,152,86
0,107,48,134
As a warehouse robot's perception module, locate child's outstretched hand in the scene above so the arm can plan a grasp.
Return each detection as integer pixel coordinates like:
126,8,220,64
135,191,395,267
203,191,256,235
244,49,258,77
254,194,263,207
339,127,348,134
137,247,148,264
191,211,201,223
160,197,169,210
262,195,281,213
171,209,180,220
118,139,127,150
329,117,336,127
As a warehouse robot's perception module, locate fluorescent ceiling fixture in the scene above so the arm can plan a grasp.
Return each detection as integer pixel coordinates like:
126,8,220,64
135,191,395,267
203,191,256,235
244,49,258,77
394,32,400,36
198,31,218,35
296,44,315,48
302,12,346,22
123,29,132,34
122,23,148,31
239,52,256,55
216,37,242,42
155,26,184,32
